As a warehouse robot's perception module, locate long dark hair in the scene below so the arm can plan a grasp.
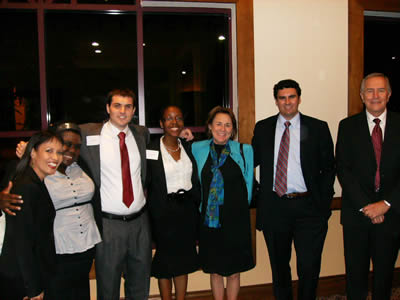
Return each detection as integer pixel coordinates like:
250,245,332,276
14,130,63,180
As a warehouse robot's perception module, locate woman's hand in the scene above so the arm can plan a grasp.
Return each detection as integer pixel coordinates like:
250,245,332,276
16,141,27,159
24,291,44,300
0,181,23,216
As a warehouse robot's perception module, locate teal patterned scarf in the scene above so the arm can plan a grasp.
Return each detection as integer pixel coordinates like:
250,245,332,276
205,141,231,228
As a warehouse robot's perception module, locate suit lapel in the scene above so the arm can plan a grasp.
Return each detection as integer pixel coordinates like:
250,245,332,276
150,140,168,196
85,124,102,186
359,112,377,174
130,124,146,185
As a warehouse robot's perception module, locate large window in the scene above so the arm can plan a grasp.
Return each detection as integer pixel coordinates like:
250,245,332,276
0,10,41,132
0,2,233,138
45,11,138,125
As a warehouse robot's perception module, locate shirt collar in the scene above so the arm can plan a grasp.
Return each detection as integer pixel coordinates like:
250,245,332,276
366,109,386,124
106,121,130,137
277,112,300,129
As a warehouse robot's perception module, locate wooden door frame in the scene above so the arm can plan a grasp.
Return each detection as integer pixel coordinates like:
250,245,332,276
348,0,400,116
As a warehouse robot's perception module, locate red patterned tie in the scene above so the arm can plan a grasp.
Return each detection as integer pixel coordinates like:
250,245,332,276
118,132,134,207
371,118,382,191
275,121,291,197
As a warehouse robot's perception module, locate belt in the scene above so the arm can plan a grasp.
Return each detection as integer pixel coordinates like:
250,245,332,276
284,192,311,199
56,200,92,211
102,206,146,222
167,189,189,201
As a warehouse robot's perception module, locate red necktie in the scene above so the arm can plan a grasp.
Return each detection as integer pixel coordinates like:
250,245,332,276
275,121,291,197
118,132,134,207
371,118,382,191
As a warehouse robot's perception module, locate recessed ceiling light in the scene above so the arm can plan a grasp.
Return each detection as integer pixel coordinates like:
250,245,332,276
182,71,186,75
95,49,102,54
392,56,396,60
143,43,146,47
218,35,226,41
92,42,99,47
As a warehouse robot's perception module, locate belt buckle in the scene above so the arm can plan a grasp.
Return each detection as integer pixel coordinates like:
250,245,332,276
122,215,128,221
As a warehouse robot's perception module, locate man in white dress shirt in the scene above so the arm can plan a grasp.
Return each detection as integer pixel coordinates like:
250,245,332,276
79,89,152,300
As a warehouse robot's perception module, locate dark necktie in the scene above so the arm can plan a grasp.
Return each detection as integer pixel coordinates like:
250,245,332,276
118,132,134,207
371,118,382,191
275,121,291,197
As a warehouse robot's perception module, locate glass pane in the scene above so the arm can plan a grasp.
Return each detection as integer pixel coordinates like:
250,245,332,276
45,12,138,125
143,13,229,128
0,10,41,131
364,17,400,112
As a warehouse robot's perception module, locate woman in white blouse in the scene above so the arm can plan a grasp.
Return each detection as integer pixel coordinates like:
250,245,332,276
17,122,101,300
146,106,200,300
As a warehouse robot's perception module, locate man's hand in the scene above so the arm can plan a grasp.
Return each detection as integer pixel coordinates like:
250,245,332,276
362,200,390,219
179,128,194,141
371,215,385,224
16,141,27,159
0,182,23,216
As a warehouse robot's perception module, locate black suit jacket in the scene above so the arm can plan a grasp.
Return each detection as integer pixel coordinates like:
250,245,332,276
0,167,56,298
78,122,150,234
336,110,400,228
252,113,335,230
146,138,200,221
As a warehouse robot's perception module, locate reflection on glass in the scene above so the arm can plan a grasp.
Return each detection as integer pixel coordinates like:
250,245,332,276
45,12,138,125
0,10,41,131
364,17,400,112
143,13,229,128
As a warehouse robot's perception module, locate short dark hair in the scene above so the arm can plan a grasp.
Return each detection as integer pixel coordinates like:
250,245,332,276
15,130,63,180
273,79,301,99
51,122,81,138
159,105,183,122
106,89,136,106
206,106,237,139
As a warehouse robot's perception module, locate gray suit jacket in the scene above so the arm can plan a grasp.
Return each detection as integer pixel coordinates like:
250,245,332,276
78,122,150,234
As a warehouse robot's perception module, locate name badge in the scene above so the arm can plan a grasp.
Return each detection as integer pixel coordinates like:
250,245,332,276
87,135,100,146
146,150,159,160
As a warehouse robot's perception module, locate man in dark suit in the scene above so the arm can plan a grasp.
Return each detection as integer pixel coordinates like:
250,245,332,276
252,79,335,300
77,88,152,300
336,73,400,300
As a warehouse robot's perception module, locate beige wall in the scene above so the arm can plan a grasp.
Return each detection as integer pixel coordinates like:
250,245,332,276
90,0,397,298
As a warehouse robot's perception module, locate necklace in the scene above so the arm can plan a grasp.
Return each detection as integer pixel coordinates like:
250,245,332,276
162,137,180,152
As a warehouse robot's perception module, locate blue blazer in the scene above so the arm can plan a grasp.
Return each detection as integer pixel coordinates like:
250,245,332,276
191,139,254,205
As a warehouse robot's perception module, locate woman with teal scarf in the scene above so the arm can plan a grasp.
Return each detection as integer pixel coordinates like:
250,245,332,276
192,106,254,300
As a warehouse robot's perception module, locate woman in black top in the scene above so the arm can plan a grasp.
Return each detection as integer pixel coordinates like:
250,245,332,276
0,131,63,300
147,106,199,300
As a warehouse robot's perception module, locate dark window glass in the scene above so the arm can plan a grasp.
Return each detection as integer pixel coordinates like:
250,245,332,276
143,13,229,128
364,17,400,112
0,10,41,131
45,11,138,125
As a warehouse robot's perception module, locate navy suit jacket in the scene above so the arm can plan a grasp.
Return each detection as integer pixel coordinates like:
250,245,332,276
252,113,335,230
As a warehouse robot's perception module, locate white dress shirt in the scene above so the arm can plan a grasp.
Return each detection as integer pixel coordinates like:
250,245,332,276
100,121,146,214
45,162,102,254
273,113,307,194
160,137,193,193
366,109,386,140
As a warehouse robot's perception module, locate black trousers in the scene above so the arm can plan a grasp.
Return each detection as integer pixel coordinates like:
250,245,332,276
343,223,400,300
45,247,95,300
262,194,328,300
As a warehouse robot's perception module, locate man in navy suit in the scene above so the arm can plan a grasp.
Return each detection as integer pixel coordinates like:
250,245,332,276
252,79,335,300
336,73,400,300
